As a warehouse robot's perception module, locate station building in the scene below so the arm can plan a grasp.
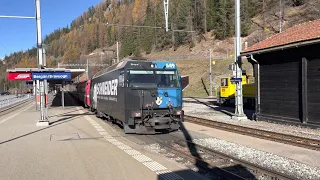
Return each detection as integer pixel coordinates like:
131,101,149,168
241,19,320,126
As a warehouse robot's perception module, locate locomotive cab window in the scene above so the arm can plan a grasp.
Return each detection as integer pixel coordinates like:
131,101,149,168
128,70,180,88
221,78,228,87
119,74,124,87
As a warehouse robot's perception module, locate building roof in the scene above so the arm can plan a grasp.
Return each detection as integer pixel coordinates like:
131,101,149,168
241,19,320,56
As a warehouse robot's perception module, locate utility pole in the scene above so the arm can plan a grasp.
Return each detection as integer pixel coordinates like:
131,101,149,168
163,0,169,32
43,46,48,120
233,0,246,120
204,0,207,32
209,49,213,97
116,41,119,63
279,0,283,32
86,58,89,78
35,0,49,126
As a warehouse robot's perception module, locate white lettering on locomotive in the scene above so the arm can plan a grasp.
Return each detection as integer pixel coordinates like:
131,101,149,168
166,63,175,68
96,79,118,96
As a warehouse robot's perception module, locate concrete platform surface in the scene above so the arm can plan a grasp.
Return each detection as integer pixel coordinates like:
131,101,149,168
0,94,208,180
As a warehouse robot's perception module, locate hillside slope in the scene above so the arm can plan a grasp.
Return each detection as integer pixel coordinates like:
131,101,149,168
1,0,319,92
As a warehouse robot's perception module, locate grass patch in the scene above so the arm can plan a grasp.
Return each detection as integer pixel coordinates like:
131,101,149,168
174,59,253,98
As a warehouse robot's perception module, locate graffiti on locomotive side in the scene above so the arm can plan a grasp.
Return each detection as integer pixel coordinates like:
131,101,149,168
95,79,118,96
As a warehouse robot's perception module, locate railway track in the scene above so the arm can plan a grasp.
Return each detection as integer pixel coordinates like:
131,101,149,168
184,115,320,151
93,109,298,179
146,135,295,180
0,98,33,116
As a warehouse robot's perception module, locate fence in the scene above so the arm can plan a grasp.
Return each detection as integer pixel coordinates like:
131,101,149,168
0,94,33,109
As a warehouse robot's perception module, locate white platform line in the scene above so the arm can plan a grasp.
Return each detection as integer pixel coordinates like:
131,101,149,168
143,161,167,171
84,113,184,179
132,154,153,162
124,149,142,156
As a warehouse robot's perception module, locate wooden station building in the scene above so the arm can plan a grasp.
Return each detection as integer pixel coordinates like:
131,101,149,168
241,19,320,126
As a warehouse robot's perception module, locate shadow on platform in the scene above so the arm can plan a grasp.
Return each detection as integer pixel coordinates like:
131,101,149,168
190,98,255,120
0,110,90,145
156,122,257,180
50,91,79,107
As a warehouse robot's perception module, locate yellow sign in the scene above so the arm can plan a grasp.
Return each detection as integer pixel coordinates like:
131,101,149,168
212,61,216,65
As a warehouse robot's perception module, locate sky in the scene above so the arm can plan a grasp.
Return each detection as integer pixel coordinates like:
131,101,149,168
0,0,104,59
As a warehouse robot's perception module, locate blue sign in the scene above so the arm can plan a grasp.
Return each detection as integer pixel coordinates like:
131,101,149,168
230,78,242,82
32,72,71,80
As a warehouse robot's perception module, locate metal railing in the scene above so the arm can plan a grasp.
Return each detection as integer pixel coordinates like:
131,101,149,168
0,94,33,109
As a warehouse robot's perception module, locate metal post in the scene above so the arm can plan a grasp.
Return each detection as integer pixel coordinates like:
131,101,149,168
43,47,48,120
35,0,49,126
36,0,43,68
62,81,65,109
233,0,246,119
116,41,119,63
86,58,89,78
209,49,213,97
36,80,39,110
163,0,169,32
279,0,282,32
45,81,48,118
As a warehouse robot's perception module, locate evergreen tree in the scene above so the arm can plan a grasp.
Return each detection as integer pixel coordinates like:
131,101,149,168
142,1,154,54
175,0,192,46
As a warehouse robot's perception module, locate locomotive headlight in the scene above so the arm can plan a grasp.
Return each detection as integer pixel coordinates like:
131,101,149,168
151,64,154,68
176,110,184,116
131,112,141,117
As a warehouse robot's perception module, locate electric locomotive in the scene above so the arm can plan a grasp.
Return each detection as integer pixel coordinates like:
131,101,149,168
90,57,184,134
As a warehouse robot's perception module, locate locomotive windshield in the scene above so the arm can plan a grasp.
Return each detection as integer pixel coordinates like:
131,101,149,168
128,70,180,88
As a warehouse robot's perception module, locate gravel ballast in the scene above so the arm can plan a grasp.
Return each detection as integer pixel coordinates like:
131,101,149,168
183,102,320,140
193,138,320,180
144,136,320,180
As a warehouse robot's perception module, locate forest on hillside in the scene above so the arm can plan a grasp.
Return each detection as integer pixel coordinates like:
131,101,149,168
0,0,315,90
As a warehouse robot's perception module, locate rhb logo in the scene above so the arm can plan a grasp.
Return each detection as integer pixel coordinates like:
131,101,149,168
16,74,30,79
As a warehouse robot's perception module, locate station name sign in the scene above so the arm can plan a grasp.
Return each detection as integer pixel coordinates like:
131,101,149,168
230,77,242,83
32,72,71,80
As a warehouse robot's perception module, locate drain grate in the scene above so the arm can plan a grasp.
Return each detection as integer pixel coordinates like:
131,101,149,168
50,133,80,141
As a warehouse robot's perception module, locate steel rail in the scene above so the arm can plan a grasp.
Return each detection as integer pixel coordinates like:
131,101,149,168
147,135,295,180
175,138,296,180
146,135,247,180
184,115,320,151
0,98,33,116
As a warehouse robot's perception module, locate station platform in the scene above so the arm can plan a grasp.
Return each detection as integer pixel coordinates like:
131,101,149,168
0,93,208,180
